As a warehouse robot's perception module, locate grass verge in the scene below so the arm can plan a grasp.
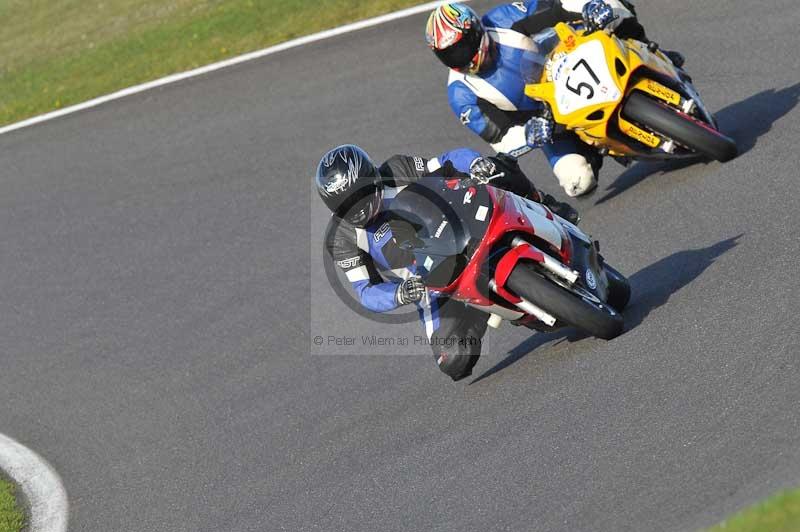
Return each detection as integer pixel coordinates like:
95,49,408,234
706,487,800,532
0,0,425,126
0,478,24,532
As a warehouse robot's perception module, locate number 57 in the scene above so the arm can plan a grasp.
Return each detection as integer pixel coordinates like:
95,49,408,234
566,59,601,99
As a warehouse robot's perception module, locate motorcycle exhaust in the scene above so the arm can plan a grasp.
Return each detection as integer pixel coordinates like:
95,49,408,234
511,237,579,284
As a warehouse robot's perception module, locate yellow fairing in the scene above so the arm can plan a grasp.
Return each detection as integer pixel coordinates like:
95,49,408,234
524,23,683,157
632,78,681,107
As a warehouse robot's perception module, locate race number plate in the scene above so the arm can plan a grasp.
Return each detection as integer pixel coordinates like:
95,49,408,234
551,40,621,115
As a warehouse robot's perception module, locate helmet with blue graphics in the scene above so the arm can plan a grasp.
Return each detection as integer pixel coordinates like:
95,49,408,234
316,145,384,227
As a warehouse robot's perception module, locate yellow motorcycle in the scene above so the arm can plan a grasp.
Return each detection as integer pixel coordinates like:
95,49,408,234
522,22,738,163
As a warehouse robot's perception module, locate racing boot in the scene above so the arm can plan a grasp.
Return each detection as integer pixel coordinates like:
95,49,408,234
541,193,581,225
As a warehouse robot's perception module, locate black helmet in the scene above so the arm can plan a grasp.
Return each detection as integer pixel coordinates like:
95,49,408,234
316,145,384,226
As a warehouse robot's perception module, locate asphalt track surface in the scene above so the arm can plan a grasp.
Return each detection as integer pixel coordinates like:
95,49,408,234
1,1,799,530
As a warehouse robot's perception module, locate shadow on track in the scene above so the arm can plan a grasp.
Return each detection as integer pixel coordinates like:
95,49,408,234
596,83,800,204
471,235,742,384
469,328,584,385
594,157,700,205
717,82,800,155
623,234,742,329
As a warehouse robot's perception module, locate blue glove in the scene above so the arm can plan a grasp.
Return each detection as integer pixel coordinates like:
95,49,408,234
525,115,555,147
582,0,617,32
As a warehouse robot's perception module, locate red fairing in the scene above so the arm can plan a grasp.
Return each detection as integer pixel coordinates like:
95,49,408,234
435,188,550,307
492,244,545,303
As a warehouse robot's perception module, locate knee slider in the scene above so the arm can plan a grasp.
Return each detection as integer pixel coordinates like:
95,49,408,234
433,337,481,381
553,154,598,197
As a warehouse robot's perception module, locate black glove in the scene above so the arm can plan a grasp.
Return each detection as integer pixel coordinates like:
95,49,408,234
395,277,426,306
468,157,498,185
541,193,581,225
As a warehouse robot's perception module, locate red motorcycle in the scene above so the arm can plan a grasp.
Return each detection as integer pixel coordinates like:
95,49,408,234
390,173,630,339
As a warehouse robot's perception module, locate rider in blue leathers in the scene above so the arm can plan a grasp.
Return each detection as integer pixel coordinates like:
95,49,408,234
426,0,684,197
317,145,559,381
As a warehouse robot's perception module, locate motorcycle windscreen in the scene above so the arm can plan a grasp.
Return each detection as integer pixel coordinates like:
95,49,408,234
520,28,561,84
388,179,493,287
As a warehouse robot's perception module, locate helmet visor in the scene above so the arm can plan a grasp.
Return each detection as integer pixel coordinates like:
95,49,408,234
339,185,384,226
433,25,484,70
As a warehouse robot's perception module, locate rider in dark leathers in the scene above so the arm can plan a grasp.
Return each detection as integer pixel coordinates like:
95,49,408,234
317,145,570,381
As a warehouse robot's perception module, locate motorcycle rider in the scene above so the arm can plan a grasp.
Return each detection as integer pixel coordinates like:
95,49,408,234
425,0,685,197
316,144,574,381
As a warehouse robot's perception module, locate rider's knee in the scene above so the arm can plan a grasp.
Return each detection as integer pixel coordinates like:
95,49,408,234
432,337,481,381
553,153,598,197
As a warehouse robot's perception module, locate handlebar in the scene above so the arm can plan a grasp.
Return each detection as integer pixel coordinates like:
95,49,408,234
456,171,506,190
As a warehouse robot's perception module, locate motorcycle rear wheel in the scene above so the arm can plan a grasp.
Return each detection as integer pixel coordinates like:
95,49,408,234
623,91,738,162
506,263,624,340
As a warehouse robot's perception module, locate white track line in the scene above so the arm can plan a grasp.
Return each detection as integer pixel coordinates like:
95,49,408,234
0,3,452,528
0,433,68,532
0,0,458,137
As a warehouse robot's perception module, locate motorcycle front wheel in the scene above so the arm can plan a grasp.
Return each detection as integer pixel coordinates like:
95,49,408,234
506,263,624,340
623,91,739,162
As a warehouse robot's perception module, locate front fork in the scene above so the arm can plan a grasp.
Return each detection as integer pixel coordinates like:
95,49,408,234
619,77,717,153
488,234,609,326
